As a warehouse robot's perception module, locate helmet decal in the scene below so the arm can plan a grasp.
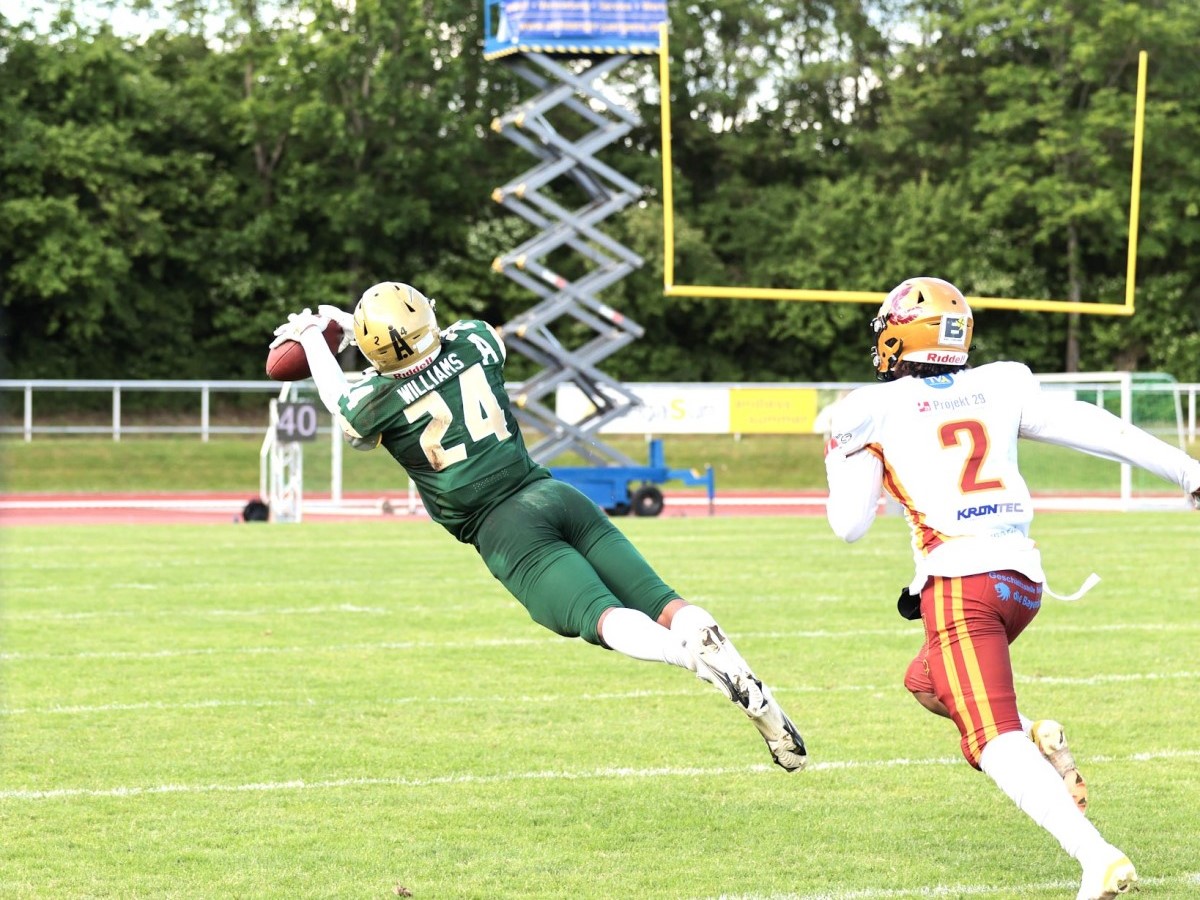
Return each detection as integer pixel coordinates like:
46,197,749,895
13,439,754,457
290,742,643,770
938,315,970,346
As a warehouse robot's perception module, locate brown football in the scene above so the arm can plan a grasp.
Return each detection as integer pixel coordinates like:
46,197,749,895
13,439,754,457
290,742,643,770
265,320,344,381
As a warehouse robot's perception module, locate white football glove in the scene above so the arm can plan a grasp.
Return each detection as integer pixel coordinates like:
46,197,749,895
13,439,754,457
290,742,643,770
318,304,356,352
269,309,330,349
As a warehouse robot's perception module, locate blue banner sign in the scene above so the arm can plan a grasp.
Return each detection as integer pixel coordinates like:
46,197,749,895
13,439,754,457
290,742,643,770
484,0,667,59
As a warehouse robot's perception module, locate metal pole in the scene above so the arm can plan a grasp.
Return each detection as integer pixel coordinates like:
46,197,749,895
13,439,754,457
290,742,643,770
331,419,343,505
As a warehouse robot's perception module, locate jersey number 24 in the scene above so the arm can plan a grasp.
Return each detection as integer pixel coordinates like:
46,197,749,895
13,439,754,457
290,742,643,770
402,363,512,470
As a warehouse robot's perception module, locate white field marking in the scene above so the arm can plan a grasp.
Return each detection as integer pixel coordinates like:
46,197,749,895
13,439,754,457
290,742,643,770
0,637,557,662
0,698,304,716
2,580,377,594
1017,670,1200,685
710,871,1200,900
735,622,1200,641
3,604,389,621
6,672,1200,717
3,749,1199,803
4,619,1199,663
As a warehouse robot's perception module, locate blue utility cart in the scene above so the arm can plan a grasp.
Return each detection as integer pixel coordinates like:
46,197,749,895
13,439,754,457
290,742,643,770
550,438,715,517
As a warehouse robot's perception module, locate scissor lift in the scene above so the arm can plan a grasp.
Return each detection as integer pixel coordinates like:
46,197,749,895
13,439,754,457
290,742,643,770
484,2,714,514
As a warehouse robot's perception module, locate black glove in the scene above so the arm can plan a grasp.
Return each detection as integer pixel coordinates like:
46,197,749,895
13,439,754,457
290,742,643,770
896,587,921,621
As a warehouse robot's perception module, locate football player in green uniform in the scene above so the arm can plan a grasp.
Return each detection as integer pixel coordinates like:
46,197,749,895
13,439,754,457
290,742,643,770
271,281,807,771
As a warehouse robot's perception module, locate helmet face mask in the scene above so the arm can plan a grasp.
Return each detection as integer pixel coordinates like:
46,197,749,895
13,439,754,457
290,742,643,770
353,282,441,376
870,277,973,381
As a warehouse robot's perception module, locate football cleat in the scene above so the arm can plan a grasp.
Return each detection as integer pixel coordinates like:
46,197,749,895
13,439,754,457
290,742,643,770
685,625,807,772
1031,719,1088,815
1076,854,1137,900
750,682,808,772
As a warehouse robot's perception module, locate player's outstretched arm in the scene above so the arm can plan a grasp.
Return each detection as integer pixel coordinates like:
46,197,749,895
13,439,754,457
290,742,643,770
1020,392,1200,500
293,321,379,452
292,317,350,416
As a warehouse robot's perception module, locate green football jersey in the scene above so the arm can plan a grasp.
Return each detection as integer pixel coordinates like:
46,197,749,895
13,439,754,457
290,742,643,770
337,320,550,543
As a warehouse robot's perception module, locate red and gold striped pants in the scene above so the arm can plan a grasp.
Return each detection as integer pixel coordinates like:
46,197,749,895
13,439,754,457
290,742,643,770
903,571,1042,767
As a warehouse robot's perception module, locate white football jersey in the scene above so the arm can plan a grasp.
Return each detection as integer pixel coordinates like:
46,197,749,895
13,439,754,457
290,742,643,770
825,361,1047,591
825,360,1200,593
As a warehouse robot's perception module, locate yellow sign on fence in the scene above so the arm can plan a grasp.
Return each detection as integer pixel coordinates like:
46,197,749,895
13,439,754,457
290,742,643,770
729,388,817,434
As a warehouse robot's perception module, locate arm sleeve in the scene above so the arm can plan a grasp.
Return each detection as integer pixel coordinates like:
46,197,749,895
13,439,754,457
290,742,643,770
298,328,350,415
298,329,379,451
823,393,884,542
825,447,884,542
1020,390,1200,494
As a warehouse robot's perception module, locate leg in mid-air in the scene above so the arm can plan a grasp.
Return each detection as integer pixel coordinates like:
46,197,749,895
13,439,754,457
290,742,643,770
475,479,806,771
911,573,1134,900
658,600,806,772
574,493,807,772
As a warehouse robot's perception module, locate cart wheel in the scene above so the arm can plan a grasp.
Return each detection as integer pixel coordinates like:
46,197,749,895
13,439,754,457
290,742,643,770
606,502,631,517
630,485,664,517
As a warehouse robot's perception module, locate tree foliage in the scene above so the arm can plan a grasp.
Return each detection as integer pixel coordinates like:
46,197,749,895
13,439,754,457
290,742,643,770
1,0,1198,382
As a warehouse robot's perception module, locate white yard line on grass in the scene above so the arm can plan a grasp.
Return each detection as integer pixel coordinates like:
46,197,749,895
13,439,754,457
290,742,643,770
4,672,1200,716
2,748,1198,802
4,621,1199,661
2,603,389,619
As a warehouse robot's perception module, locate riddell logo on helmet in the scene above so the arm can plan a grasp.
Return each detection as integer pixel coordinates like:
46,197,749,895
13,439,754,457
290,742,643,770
927,352,963,364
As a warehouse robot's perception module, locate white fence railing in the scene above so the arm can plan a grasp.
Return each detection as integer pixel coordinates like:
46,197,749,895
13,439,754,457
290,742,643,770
0,379,283,442
2,376,1198,442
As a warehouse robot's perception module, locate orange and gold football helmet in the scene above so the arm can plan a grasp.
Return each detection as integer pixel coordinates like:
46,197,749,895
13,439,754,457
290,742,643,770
870,276,973,381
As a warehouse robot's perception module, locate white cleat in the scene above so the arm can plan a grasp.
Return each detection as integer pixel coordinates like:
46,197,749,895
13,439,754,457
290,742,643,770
751,682,808,772
1076,854,1137,900
685,625,807,772
1030,719,1088,815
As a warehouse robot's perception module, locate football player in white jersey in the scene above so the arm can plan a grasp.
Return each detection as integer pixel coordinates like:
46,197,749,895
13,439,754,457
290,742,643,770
823,276,1200,900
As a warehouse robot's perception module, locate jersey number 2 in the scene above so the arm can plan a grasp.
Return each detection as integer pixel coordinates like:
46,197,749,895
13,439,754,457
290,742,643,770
403,364,511,470
938,419,1004,493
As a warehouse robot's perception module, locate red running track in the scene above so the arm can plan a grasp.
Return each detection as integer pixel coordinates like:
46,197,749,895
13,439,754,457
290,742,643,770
0,491,832,527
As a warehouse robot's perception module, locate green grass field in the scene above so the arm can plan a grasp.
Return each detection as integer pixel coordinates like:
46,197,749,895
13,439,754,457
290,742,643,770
4,435,1197,494
3,514,1199,898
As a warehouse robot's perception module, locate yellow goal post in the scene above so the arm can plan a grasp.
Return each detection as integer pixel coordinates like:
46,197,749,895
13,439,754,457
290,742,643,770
657,24,1148,317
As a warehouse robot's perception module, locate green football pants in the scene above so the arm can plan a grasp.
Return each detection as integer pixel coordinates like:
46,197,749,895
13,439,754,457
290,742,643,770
474,478,679,645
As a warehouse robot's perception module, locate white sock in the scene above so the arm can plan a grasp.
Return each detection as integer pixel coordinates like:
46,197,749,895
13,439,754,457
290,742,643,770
669,603,755,667
1018,712,1035,735
599,607,694,669
669,603,743,654
668,602,719,635
978,731,1115,867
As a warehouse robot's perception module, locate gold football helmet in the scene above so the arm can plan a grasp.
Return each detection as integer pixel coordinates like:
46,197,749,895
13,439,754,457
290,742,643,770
871,276,973,381
353,282,440,376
